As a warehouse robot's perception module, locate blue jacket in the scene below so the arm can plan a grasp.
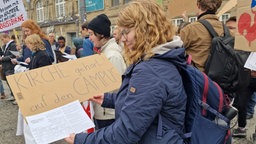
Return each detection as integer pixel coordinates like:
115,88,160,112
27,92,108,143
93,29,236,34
81,38,94,57
42,39,54,62
75,36,187,144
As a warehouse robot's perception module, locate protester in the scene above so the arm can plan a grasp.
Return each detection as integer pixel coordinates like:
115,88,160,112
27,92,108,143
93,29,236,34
180,0,223,72
48,32,58,49
86,13,126,129
17,33,52,144
65,1,186,143
0,34,17,103
20,19,54,63
112,25,124,51
72,38,84,58
225,16,255,137
25,34,52,69
80,22,94,57
57,36,71,54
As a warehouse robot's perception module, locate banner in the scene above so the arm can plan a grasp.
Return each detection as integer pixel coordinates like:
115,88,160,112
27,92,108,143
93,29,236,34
235,0,256,51
7,54,122,117
0,0,27,32
85,0,104,13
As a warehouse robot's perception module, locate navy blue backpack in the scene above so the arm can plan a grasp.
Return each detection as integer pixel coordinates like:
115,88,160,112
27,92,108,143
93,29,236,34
172,55,233,144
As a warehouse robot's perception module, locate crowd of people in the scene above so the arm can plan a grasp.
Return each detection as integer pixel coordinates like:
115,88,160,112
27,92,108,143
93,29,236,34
0,0,255,143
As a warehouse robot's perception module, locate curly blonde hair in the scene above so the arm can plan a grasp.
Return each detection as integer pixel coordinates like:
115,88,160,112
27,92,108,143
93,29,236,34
117,0,175,65
25,34,46,52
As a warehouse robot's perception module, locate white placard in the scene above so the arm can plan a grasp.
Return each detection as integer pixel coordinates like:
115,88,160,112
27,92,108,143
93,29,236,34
26,100,95,144
244,52,256,71
0,0,28,32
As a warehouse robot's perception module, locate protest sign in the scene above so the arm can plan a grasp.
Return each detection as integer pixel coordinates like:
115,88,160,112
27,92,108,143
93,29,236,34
0,0,27,32
167,0,197,19
217,0,237,17
7,54,122,117
235,0,256,51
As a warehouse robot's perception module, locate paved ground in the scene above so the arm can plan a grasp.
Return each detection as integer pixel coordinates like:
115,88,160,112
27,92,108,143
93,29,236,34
0,81,255,144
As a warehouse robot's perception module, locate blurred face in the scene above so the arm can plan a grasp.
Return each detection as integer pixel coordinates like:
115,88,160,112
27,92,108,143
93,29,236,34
48,33,55,43
113,29,120,41
0,37,8,44
120,27,136,50
88,29,102,47
226,20,237,35
22,27,32,36
81,28,88,37
58,39,65,48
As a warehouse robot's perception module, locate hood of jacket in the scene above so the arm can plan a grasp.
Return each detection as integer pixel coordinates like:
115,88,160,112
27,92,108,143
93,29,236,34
151,36,187,68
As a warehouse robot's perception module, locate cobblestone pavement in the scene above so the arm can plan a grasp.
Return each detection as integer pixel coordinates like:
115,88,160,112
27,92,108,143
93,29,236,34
0,81,255,144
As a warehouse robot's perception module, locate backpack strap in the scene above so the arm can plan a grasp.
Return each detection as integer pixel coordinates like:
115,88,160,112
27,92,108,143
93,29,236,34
199,19,232,39
199,19,219,38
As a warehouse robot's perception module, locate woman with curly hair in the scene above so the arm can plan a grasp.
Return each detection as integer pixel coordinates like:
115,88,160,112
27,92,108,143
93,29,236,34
65,1,186,143
25,34,52,69
21,19,55,63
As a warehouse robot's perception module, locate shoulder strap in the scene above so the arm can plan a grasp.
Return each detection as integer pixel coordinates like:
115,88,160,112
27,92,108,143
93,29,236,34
199,19,219,38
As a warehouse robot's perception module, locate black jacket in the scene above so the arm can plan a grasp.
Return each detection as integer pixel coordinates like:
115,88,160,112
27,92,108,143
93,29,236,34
1,41,17,79
29,50,52,70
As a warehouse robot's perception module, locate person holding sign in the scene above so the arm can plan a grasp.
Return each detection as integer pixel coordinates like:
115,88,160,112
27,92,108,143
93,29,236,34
65,1,186,143
25,34,52,69
19,34,52,144
87,14,127,129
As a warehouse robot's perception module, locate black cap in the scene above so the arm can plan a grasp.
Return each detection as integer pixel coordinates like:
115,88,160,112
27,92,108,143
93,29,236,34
88,14,111,37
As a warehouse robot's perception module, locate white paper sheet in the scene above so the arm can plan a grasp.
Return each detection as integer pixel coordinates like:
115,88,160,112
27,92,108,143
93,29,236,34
26,100,95,144
63,54,77,60
244,52,256,71
10,50,21,57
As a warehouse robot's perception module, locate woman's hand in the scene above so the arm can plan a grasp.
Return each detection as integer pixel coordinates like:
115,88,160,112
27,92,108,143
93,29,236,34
16,45,21,51
65,133,76,144
89,93,104,105
251,70,256,78
11,59,18,64
25,57,30,64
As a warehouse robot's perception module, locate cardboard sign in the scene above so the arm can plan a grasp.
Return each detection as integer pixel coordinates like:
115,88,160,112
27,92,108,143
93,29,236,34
235,0,256,51
7,54,122,117
0,0,28,32
217,0,238,17
167,0,197,19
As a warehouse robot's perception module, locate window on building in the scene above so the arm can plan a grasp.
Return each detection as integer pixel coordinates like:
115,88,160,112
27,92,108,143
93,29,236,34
219,13,230,23
112,0,119,6
56,0,65,18
189,17,197,23
124,0,131,4
172,18,184,27
36,0,44,22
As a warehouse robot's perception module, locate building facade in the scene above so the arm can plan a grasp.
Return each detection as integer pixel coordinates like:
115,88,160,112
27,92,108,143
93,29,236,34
19,0,236,47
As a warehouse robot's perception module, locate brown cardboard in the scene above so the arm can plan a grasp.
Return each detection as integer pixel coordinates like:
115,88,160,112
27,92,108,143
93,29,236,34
167,0,198,19
217,0,237,17
235,0,256,51
6,54,122,117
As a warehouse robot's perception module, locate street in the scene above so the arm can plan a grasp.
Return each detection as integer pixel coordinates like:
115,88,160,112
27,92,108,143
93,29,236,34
0,80,255,144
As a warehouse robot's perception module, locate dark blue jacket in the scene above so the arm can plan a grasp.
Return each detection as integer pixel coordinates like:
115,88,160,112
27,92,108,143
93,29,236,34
29,50,52,70
75,37,187,144
42,39,54,62
81,38,94,57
